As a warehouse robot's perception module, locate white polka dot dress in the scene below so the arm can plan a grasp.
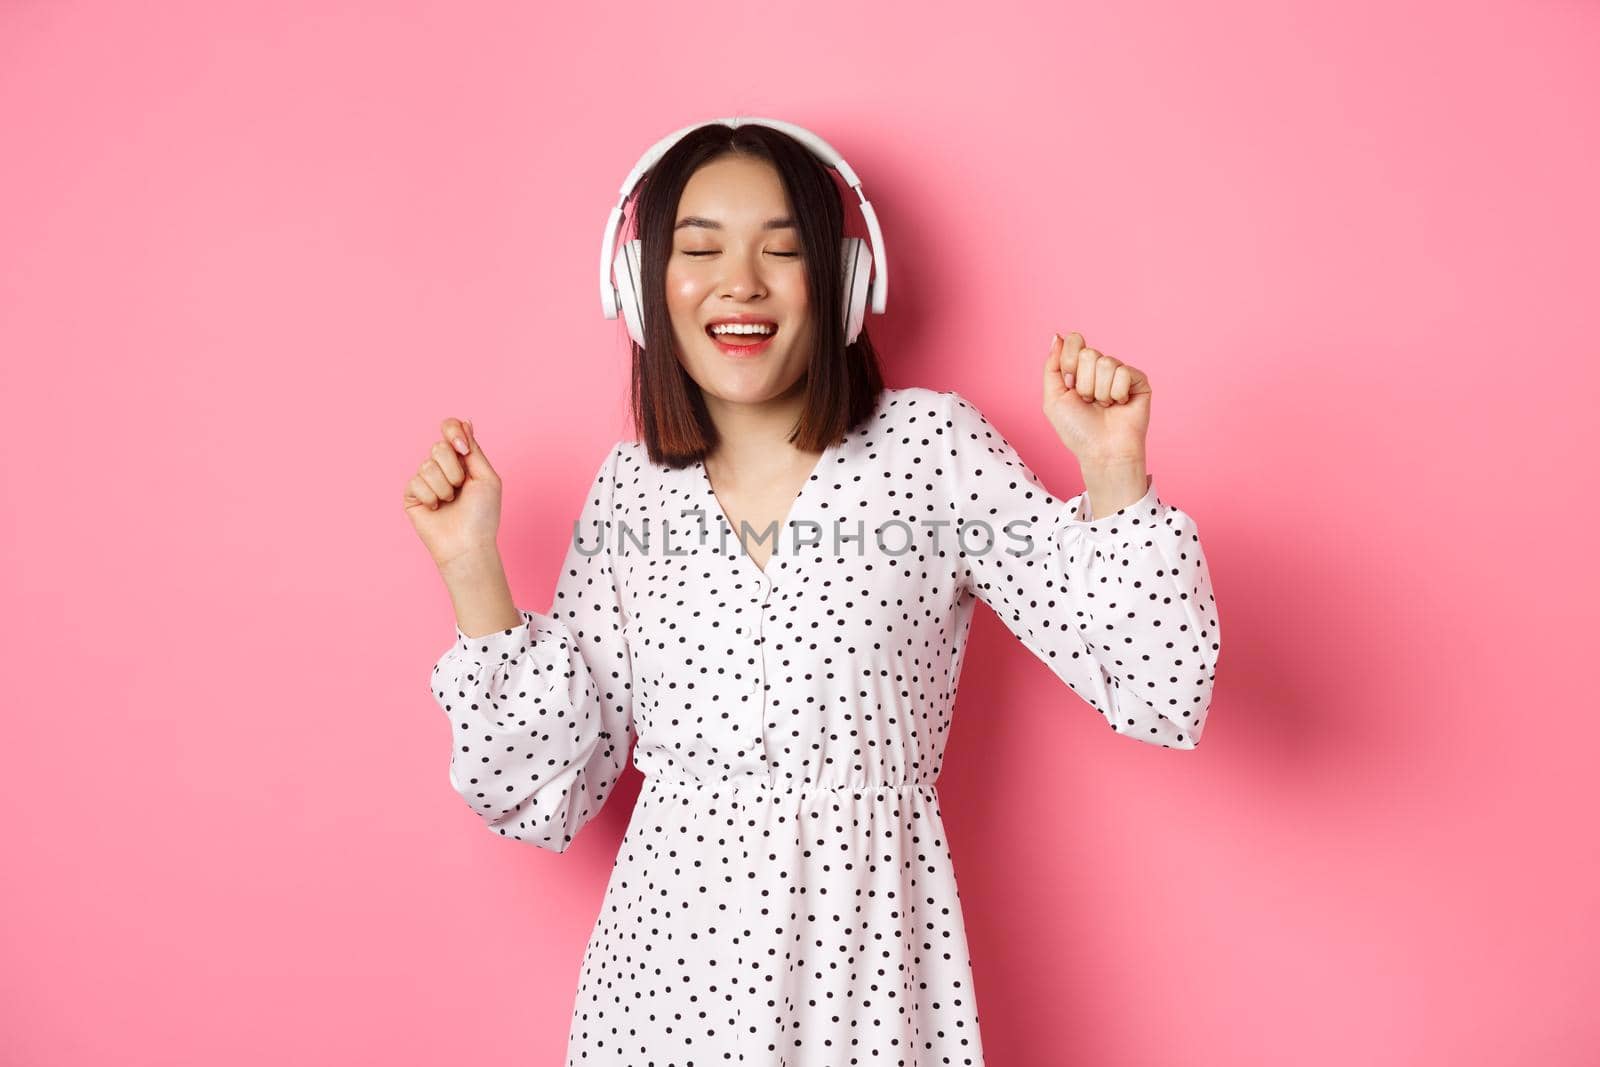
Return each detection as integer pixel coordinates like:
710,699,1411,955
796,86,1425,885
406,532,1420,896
430,385,1221,1065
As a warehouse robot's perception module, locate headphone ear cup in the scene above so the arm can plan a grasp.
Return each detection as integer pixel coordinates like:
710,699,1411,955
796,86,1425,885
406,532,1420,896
840,237,871,346
613,239,647,348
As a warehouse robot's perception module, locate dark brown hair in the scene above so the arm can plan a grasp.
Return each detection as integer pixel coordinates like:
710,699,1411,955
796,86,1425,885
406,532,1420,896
625,122,885,467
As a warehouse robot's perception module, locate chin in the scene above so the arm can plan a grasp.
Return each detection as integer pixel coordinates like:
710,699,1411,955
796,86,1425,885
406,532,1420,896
701,374,792,405
686,362,806,406
678,340,806,398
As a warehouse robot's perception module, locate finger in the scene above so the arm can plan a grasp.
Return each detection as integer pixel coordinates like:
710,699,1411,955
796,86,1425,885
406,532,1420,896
461,418,496,479
1074,345,1099,402
1062,332,1085,389
1094,355,1119,406
1043,334,1069,404
1110,363,1133,404
430,439,466,486
439,417,470,457
418,458,456,503
1063,331,1085,363
406,474,440,510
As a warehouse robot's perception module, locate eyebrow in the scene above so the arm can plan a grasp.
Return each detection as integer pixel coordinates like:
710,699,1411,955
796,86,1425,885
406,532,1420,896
674,215,797,232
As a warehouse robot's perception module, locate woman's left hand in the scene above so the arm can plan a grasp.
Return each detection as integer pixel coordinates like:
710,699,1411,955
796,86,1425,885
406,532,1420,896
1042,331,1152,463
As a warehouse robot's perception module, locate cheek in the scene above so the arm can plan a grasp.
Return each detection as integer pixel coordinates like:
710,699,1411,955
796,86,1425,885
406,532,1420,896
775,271,809,311
664,267,707,308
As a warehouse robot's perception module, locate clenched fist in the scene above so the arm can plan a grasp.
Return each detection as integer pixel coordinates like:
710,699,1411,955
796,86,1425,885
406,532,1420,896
1042,331,1152,464
403,417,503,571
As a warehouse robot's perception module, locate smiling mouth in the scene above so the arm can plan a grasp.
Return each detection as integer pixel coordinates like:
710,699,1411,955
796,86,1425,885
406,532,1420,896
706,325,779,346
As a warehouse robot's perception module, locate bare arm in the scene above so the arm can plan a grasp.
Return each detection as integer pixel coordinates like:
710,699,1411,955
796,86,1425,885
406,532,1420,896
439,547,521,639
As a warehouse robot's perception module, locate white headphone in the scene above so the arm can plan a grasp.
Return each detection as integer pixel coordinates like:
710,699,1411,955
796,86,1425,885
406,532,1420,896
598,115,889,348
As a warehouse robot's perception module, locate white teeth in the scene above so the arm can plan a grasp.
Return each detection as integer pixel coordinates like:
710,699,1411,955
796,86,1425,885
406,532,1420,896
709,323,775,335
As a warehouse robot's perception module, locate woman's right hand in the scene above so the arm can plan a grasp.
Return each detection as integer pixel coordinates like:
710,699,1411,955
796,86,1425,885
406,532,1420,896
403,417,503,572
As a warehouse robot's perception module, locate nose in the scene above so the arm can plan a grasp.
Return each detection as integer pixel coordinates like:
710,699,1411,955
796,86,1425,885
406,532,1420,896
718,248,767,301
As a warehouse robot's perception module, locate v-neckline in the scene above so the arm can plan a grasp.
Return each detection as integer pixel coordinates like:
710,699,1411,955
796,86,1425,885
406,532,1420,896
695,436,840,580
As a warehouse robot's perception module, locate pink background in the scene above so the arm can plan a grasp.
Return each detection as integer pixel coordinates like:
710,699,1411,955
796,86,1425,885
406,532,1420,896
3,1,1597,1064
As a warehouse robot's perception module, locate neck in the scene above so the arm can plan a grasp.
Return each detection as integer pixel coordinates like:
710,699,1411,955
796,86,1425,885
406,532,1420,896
700,382,816,478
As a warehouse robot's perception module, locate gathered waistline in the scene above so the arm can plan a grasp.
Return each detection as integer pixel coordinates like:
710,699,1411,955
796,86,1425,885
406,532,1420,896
643,775,938,798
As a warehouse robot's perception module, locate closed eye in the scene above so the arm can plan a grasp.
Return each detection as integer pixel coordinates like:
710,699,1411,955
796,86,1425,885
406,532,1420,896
681,251,800,258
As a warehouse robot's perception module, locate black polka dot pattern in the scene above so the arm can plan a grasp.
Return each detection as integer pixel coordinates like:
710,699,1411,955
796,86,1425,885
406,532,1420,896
430,386,1222,1064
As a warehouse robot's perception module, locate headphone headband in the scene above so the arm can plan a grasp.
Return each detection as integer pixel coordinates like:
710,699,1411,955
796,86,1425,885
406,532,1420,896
598,115,888,327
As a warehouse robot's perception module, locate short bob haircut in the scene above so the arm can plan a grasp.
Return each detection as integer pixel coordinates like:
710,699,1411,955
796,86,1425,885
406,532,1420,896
626,122,885,467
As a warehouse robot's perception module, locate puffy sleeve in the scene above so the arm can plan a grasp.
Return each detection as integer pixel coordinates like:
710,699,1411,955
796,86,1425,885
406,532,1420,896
941,390,1221,749
428,441,635,851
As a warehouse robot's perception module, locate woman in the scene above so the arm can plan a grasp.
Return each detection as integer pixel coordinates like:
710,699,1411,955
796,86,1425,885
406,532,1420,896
403,121,1221,1065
